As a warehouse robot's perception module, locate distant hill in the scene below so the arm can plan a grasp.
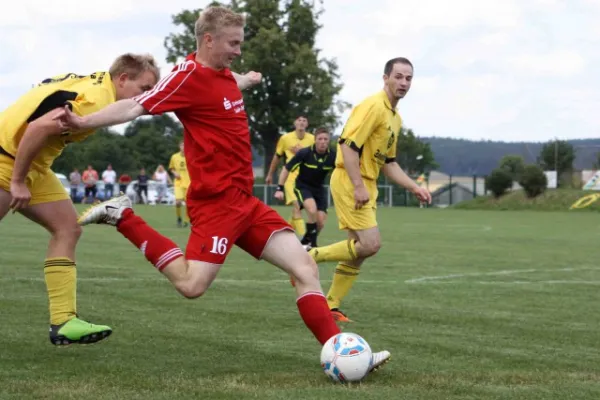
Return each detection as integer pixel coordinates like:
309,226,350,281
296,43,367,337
251,137,600,176
422,137,600,176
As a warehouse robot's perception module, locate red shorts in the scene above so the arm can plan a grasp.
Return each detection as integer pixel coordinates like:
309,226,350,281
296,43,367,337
185,188,293,264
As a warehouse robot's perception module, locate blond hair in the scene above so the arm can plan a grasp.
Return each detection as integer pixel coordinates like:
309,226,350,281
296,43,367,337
195,6,245,41
109,53,160,81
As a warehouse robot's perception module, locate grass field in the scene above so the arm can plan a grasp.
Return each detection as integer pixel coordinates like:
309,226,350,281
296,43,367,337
1,205,600,399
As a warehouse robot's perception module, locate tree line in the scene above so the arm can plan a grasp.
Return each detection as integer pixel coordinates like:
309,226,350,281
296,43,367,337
51,0,597,183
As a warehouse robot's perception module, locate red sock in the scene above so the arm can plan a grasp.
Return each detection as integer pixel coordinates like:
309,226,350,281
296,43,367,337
117,209,183,271
296,291,341,345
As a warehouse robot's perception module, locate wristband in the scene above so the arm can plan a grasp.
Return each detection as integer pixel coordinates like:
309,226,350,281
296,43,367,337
277,185,284,192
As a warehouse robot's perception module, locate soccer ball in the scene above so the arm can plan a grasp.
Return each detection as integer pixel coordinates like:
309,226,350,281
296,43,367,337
320,332,373,383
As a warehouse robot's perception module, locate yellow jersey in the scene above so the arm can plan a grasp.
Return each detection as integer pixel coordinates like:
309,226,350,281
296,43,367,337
275,131,315,164
169,151,190,187
336,90,401,180
0,72,116,172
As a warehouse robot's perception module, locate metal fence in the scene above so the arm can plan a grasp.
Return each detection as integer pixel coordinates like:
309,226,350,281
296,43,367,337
253,175,486,208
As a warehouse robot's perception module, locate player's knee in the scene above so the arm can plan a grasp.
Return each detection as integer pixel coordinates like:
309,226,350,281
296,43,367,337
292,258,319,285
360,238,381,257
177,282,207,299
52,222,82,242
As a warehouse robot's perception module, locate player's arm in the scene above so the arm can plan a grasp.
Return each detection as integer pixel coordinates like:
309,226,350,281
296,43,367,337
278,151,303,187
9,108,68,210
340,143,365,189
265,154,281,185
232,71,262,91
56,61,196,132
381,161,419,191
56,99,147,131
382,162,432,204
266,137,286,184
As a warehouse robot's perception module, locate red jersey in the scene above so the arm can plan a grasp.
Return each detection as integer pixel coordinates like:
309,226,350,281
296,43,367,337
133,53,253,199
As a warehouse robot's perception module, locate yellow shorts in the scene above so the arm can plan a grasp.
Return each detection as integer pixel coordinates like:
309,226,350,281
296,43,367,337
330,168,378,231
174,185,188,201
284,171,299,205
0,156,69,206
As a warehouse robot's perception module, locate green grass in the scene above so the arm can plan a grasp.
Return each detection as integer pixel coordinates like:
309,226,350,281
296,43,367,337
453,189,600,212
1,205,600,399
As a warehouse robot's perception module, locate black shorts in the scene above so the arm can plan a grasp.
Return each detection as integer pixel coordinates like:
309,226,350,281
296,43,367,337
294,184,327,212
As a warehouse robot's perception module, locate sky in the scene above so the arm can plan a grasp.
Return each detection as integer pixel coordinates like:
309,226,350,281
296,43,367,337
1,0,598,142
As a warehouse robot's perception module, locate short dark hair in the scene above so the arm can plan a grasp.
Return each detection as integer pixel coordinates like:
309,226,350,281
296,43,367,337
296,115,308,120
314,127,330,137
384,57,413,76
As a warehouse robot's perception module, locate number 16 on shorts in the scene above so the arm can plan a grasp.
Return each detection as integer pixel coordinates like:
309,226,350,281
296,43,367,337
210,236,229,255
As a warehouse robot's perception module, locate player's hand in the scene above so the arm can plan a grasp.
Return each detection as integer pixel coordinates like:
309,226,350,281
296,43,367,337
265,175,273,185
274,190,284,201
9,181,31,212
53,105,85,131
353,185,370,209
245,71,262,87
411,186,432,205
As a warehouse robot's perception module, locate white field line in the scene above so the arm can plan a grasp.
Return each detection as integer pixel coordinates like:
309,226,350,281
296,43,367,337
405,267,600,283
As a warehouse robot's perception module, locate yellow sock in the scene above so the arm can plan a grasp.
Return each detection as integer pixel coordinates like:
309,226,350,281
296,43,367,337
175,205,182,219
326,263,360,309
292,218,306,236
44,257,77,325
183,206,190,223
311,239,357,263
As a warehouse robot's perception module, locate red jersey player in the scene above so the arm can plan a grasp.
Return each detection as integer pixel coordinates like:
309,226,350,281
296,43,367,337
55,6,390,371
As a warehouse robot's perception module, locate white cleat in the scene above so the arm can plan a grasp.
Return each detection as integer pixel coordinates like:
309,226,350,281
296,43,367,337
78,194,132,226
369,350,391,373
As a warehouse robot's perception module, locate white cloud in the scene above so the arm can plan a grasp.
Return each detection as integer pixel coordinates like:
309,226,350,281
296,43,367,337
1,0,599,142
509,51,586,77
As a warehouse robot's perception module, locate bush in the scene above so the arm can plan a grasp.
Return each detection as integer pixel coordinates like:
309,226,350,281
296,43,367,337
519,164,548,198
485,168,513,198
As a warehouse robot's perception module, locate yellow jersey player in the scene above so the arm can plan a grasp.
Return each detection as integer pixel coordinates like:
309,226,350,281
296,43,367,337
265,115,314,236
169,141,191,227
0,54,160,345
307,58,432,322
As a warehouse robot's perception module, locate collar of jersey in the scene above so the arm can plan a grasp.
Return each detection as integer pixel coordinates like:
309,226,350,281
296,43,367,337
311,144,330,155
379,90,396,114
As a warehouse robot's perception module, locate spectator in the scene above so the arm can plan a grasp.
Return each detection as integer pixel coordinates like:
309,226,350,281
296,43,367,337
81,164,98,204
102,164,117,199
153,164,171,204
69,168,81,202
118,173,132,195
136,167,149,204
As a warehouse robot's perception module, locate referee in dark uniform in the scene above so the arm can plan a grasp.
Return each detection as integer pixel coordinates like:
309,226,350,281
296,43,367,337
275,127,335,247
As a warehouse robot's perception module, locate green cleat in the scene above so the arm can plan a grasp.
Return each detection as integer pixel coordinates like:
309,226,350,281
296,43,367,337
49,317,112,346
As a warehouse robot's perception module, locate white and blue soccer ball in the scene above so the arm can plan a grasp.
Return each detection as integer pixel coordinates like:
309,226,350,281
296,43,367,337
320,332,373,383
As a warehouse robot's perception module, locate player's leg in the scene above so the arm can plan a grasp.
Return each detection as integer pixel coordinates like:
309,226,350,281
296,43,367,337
238,204,391,371
182,186,190,227
316,211,327,243
300,195,319,247
20,171,111,345
174,185,184,227
235,202,339,345
285,177,305,236
307,171,380,263
0,188,11,221
77,192,241,298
